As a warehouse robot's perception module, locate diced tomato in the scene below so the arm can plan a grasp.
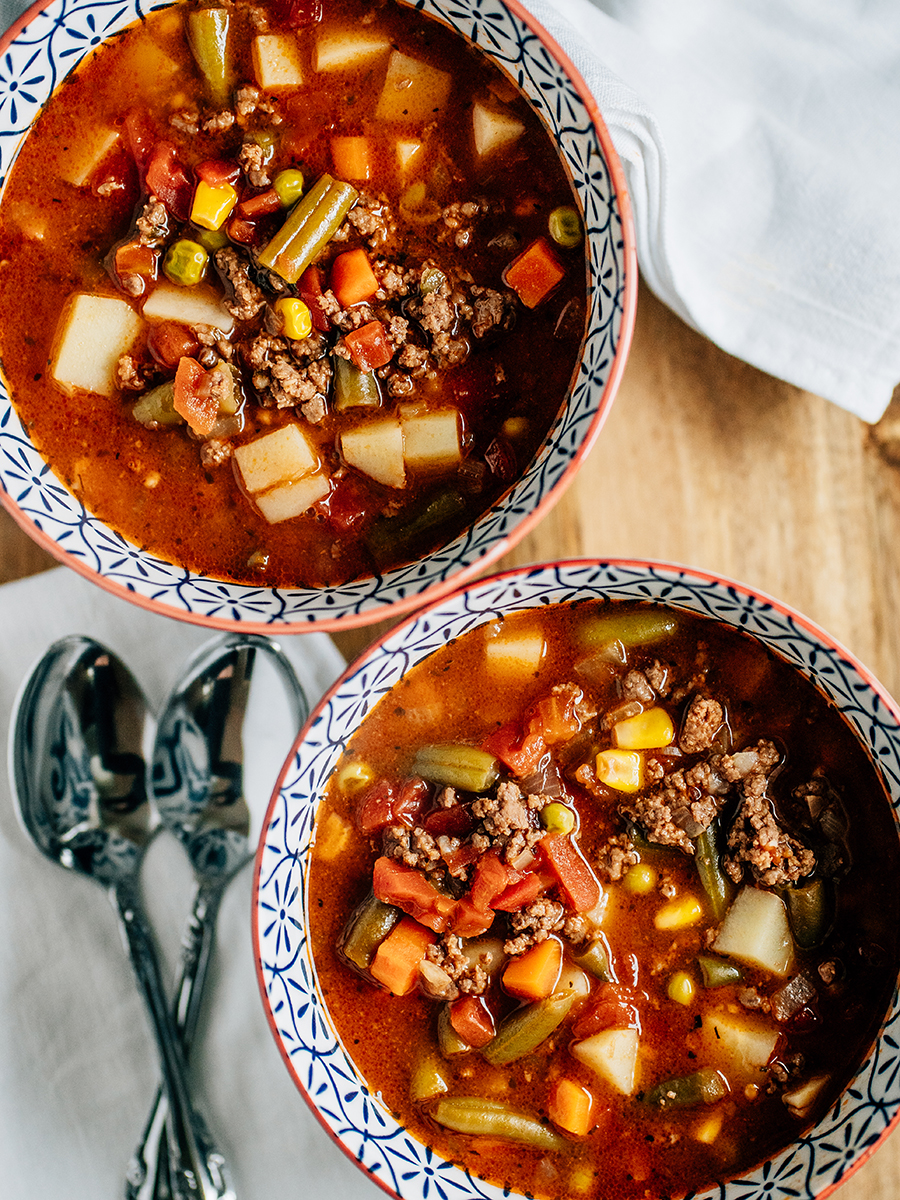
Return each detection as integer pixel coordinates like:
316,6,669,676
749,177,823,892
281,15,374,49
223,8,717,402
482,721,546,778
356,779,398,836
572,983,641,1038
195,158,241,187
226,216,259,245
393,777,430,827
173,357,218,436
492,870,547,912
271,0,322,28
113,242,157,295
298,265,332,332
484,436,517,484
124,110,157,172
343,320,393,372
469,850,519,912
147,321,199,368
372,856,455,933
439,841,481,877
318,471,372,534
145,143,192,220
423,804,475,839
238,188,282,219
450,895,495,938
537,833,601,913
449,995,495,1049
529,688,583,745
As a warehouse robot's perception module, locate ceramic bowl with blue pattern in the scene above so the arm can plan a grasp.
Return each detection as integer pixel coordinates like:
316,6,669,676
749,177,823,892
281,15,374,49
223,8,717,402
254,558,900,1200
0,0,635,632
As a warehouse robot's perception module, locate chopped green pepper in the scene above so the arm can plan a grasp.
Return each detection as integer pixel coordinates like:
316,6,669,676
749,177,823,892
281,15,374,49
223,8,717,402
694,823,733,921
646,1068,728,1109
132,381,181,427
697,953,743,988
781,877,833,949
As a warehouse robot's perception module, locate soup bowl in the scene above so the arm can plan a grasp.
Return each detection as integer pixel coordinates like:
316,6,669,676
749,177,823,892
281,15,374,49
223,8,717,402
254,558,900,1200
0,0,634,632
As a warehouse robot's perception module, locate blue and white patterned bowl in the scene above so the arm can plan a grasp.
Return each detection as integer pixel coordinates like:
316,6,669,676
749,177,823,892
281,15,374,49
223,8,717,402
0,0,635,632
254,558,900,1200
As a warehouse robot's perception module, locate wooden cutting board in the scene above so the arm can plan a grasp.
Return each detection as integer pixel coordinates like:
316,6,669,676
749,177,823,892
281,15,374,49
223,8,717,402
3,280,899,1198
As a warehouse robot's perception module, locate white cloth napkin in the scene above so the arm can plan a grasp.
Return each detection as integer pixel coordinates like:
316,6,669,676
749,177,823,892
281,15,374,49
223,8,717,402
522,0,900,422
0,567,380,1200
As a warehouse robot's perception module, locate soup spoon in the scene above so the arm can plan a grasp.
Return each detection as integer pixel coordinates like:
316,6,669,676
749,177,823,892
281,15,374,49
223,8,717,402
9,636,229,1200
128,634,308,1200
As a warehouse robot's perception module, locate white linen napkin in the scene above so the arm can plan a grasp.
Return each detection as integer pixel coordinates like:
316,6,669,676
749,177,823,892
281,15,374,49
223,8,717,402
0,567,380,1200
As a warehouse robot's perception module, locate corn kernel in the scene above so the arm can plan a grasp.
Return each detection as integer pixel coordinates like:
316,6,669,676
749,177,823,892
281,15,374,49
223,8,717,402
622,863,656,894
654,895,704,930
612,706,675,750
163,239,208,287
693,1111,724,1145
501,416,529,439
191,180,239,230
540,801,576,835
667,970,695,1006
275,297,313,340
335,759,374,795
595,748,643,793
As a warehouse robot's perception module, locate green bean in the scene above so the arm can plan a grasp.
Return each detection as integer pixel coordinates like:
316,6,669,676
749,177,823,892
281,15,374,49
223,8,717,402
697,954,743,988
365,487,468,567
573,935,612,982
338,892,399,971
333,356,381,412
694,824,732,921
186,7,232,107
258,175,358,283
133,381,181,428
646,1068,728,1109
577,608,679,654
433,1097,568,1151
413,744,499,793
410,1052,450,1102
483,992,575,1066
437,1004,471,1057
781,877,833,949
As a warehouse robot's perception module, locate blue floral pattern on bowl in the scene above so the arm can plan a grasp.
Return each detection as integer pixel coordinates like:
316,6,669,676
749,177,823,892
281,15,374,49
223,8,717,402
254,559,900,1200
0,0,633,631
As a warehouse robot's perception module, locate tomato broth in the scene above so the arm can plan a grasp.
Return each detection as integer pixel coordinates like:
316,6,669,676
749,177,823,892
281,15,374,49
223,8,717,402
0,0,585,587
310,600,900,1200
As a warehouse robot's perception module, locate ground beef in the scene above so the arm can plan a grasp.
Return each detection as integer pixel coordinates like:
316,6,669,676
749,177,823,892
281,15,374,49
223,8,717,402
202,110,236,133
645,660,671,696
136,197,168,246
216,246,267,320
622,669,656,705
235,84,278,121
382,824,442,872
504,898,565,955
724,790,816,887
424,934,488,995
470,780,545,863
169,109,200,135
344,192,396,250
620,761,727,853
595,833,641,882
470,287,514,339
242,330,332,409
239,138,270,187
116,354,155,391
200,438,233,467
679,695,724,754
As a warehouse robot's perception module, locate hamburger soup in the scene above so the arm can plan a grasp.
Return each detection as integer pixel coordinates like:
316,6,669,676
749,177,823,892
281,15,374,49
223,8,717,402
310,599,900,1200
0,0,586,587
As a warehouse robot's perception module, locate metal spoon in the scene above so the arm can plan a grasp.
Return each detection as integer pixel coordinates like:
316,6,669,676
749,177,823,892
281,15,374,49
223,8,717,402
9,636,230,1200
127,634,308,1200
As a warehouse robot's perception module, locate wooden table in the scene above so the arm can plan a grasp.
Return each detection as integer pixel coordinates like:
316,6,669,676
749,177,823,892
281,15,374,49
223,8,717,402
4,279,899,1199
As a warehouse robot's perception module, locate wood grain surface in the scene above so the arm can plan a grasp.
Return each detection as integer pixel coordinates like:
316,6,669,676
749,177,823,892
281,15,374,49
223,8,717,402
3,279,899,1199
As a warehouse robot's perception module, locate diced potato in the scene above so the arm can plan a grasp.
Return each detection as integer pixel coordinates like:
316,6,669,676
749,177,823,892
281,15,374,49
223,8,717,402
376,51,452,123
699,1008,779,1085
315,29,391,72
340,417,405,488
314,810,353,861
234,424,319,494
396,138,424,176
783,1073,830,1119
472,102,524,159
51,293,143,397
402,408,462,470
118,39,180,93
571,1028,639,1096
252,33,304,91
483,626,547,674
58,128,120,188
142,282,234,334
713,886,795,977
253,471,330,524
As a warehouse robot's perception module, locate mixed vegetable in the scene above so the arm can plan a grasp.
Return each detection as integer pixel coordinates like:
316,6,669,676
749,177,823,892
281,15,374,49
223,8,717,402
311,601,900,1200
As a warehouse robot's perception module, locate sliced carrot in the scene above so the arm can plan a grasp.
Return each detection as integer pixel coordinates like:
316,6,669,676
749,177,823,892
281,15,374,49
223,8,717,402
549,1078,595,1137
331,247,379,307
504,236,565,308
173,356,218,436
372,855,456,932
492,870,547,912
369,916,435,995
331,135,373,182
343,319,393,371
449,995,496,1048
449,895,495,938
538,833,601,913
502,936,562,1001
238,188,282,218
